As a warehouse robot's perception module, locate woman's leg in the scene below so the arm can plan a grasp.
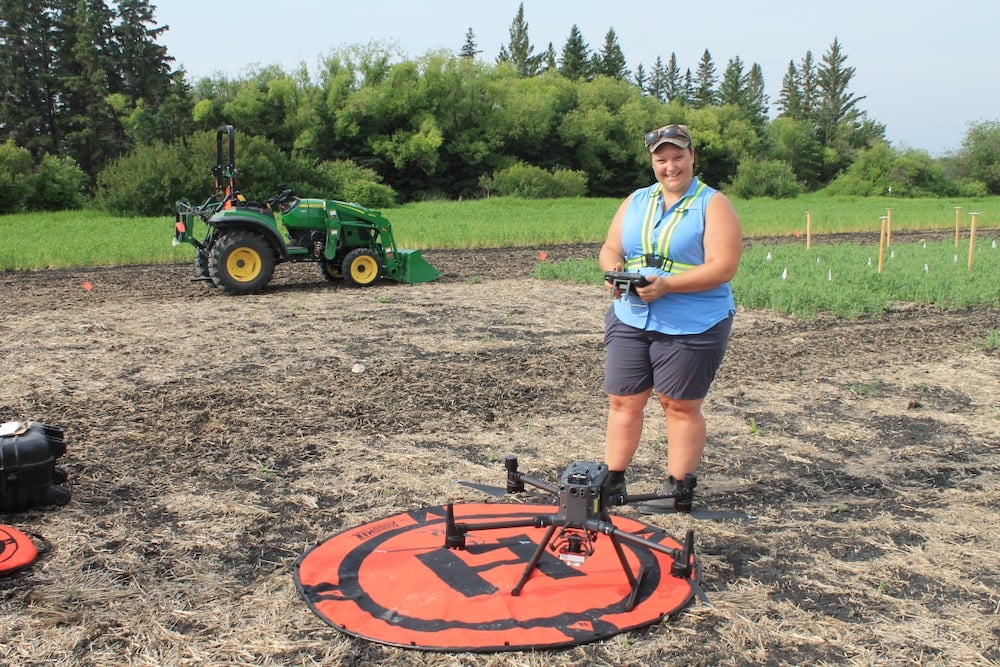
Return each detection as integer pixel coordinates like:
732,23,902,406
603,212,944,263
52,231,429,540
604,390,651,471
656,395,706,479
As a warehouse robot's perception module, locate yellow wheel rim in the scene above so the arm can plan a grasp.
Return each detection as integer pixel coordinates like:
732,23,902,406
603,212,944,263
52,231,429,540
350,255,379,283
227,247,262,282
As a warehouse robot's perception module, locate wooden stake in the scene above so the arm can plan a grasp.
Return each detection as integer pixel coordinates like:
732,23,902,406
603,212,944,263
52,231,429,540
968,212,979,272
954,206,962,247
806,211,812,250
878,216,887,274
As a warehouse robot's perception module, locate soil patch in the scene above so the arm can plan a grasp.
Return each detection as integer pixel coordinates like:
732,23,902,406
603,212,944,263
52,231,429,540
1,244,998,666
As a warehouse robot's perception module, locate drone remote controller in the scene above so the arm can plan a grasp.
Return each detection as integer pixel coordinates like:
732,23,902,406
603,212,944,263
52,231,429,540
604,271,649,296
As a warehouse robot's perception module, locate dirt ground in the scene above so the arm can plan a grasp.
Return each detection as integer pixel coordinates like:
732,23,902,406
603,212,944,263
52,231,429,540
1,242,998,666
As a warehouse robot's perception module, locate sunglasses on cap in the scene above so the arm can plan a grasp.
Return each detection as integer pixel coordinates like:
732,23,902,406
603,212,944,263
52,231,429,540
644,124,692,151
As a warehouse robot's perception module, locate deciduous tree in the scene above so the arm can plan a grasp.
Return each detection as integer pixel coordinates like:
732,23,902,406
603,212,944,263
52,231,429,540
959,120,1000,194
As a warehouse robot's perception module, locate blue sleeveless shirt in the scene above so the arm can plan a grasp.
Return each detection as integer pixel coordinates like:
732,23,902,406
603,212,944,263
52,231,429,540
612,177,736,334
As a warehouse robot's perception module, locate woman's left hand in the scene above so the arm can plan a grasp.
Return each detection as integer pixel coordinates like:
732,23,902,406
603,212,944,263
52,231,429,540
635,275,668,303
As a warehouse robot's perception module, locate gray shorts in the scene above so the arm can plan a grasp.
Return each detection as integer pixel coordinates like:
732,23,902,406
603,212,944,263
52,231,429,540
603,307,733,400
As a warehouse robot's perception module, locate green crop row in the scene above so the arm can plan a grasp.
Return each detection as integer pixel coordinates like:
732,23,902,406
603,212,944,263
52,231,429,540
536,236,1000,318
734,238,1000,316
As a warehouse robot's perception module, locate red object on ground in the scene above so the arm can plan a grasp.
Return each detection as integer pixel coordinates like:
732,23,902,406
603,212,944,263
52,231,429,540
295,503,698,652
0,525,40,575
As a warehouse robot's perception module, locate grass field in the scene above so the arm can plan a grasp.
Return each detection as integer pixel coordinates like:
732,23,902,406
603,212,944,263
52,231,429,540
2,195,998,318
2,194,998,270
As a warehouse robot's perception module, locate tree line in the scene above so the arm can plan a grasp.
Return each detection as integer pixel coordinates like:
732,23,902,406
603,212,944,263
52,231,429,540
1,1,997,216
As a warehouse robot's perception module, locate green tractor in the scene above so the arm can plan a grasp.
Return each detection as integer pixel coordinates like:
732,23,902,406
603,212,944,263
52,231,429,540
172,125,441,295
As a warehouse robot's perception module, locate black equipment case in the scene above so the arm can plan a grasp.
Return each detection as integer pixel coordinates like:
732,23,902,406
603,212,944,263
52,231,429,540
1,421,71,511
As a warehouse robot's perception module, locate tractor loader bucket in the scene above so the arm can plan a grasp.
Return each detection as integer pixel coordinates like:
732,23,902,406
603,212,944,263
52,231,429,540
394,249,442,284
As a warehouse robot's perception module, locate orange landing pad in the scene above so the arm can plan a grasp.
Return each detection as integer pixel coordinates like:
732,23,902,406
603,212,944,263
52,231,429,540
294,504,698,652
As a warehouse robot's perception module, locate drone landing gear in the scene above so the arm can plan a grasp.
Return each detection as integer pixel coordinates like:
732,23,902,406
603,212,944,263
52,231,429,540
445,503,695,611
444,457,702,611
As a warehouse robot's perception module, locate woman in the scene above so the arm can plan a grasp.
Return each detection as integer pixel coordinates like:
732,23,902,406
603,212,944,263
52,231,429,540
599,124,742,513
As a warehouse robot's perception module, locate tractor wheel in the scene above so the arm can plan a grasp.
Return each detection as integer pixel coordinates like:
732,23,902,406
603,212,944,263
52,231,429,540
209,231,275,295
318,259,342,282
196,230,220,283
194,248,212,280
342,248,381,287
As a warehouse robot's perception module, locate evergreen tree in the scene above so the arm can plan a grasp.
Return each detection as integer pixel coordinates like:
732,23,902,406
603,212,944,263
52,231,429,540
1,0,177,177
664,53,682,103
646,56,668,102
816,37,866,146
591,28,629,80
718,56,746,107
496,3,542,76
681,68,695,106
558,24,590,80
692,49,717,108
633,63,647,91
542,42,557,71
798,51,819,121
112,0,172,103
776,60,802,118
59,0,120,176
459,28,481,59
0,0,62,156
744,63,770,135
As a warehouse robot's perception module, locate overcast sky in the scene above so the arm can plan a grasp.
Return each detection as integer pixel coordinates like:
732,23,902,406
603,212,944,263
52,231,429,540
152,0,999,156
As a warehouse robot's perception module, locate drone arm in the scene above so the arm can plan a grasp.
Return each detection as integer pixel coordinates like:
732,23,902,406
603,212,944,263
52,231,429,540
444,502,552,551
586,519,691,576
514,474,560,496
620,491,679,503
457,517,544,533
503,455,559,495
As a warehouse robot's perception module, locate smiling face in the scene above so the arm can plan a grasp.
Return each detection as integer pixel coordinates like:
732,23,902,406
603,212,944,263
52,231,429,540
651,143,695,198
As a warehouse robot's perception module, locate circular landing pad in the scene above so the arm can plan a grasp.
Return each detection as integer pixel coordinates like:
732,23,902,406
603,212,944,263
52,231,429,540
295,503,698,652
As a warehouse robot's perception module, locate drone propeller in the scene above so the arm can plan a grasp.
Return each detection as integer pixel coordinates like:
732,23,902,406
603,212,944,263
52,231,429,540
652,506,754,522
669,530,713,607
454,480,507,497
457,456,752,521
456,483,750,518
453,479,557,502
689,579,713,606
455,456,561,501
613,488,755,522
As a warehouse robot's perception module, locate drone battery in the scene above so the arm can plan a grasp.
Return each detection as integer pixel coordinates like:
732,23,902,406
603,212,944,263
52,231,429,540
0,421,71,511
